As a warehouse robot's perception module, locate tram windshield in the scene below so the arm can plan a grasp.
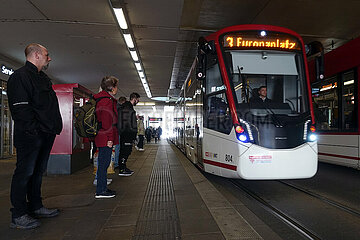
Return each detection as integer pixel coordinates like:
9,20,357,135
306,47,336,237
225,50,309,118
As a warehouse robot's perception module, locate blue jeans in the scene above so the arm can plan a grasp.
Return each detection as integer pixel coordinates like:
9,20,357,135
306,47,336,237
96,146,112,194
114,136,120,168
10,131,55,218
114,144,120,168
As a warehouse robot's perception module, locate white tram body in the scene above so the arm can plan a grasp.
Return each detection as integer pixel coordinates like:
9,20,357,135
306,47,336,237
171,25,318,179
201,129,317,179
317,134,360,169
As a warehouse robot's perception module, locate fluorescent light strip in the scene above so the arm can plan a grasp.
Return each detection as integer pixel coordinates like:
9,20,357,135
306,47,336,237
123,34,134,48
113,6,152,98
344,79,354,86
114,8,128,29
138,71,145,78
135,62,142,71
320,86,332,92
130,51,138,61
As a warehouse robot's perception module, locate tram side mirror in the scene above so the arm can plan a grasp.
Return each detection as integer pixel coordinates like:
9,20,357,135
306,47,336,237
198,37,215,54
196,57,206,80
196,37,215,80
315,54,324,81
306,41,324,81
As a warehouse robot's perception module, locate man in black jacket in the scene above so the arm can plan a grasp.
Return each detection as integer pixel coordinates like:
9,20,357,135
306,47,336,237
7,43,63,229
117,92,140,176
250,86,272,103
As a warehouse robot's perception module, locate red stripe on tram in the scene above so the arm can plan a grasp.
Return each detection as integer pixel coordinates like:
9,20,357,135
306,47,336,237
319,152,360,161
203,159,237,171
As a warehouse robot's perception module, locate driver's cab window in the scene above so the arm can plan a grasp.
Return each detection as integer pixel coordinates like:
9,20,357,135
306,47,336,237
204,53,232,134
232,74,301,114
229,51,307,115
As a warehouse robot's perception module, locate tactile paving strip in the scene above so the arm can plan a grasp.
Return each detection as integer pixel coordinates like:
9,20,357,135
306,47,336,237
133,148,181,240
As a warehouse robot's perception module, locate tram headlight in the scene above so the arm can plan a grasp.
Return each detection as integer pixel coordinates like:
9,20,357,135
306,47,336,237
308,134,317,142
235,122,253,143
238,134,248,142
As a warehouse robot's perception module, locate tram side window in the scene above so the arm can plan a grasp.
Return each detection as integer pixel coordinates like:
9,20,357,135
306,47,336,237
205,92,232,134
312,76,338,131
206,55,225,94
342,71,356,130
204,55,232,134
312,70,357,132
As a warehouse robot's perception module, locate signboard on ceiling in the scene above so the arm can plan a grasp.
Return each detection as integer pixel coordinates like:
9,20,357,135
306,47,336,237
149,117,162,123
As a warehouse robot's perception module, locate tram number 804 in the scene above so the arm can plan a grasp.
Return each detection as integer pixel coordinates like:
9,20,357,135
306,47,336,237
225,154,233,162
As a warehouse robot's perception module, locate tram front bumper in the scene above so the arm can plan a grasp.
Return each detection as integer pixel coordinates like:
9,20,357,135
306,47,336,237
238,142,318,180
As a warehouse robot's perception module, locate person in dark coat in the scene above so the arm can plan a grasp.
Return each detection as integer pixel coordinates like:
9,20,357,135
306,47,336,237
93,76,119,199
145,127,152,143
113,96,126,169
250,86,272,103
117,92,140,176
7,43,63,229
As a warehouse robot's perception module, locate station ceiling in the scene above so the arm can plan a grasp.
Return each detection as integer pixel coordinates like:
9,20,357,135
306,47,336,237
1,0,360,102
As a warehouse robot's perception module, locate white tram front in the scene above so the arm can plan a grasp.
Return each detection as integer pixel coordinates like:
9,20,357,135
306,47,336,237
173,25,318,179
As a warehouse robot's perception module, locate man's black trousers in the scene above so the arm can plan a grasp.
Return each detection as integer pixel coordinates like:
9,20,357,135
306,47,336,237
10,131,55,218
119,135,133,169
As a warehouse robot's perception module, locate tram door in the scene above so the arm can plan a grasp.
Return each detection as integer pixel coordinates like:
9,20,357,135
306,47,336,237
185,78,197,163
196,78,203,167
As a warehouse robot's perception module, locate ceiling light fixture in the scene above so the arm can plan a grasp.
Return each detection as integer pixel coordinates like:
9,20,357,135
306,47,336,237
138,71,145,78
135,62,142,71
111,5,152,99
130,51,138,61
113,8,128,29
123,34,134,48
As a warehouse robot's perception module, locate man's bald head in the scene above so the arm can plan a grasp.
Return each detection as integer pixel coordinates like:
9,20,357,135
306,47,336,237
25,43,46,58
24,43,51,72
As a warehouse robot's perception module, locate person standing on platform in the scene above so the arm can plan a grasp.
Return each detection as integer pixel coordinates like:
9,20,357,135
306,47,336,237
7,43,63,229
118,92,140,176
157,126,162,140
93,76,119,199
113,96,127,169
136,115,145,151
145,127,152,143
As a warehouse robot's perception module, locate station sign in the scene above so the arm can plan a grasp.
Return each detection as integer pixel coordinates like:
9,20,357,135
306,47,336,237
149,117,162,122
1,64,14,76
174,118,184,122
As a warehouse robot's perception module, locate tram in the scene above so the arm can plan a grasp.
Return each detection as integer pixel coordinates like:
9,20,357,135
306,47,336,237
310,35,360,170
171,25,318,179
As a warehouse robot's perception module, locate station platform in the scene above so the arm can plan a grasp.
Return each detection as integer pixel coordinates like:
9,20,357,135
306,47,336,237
0,141,271,240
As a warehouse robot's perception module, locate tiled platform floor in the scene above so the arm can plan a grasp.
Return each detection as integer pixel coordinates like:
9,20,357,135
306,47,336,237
0,141,268,240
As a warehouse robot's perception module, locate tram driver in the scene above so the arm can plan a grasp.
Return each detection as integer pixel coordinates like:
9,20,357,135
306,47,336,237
250,86,272,103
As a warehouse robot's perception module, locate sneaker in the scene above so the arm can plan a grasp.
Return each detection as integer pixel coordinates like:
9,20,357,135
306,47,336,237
32,207,59,218
107,189,116,195
139,148,144,152
10,214,40,229
118,168,134,176
135,146,139,150
126,167,134,174
93,179,112,186
95,189,116,199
